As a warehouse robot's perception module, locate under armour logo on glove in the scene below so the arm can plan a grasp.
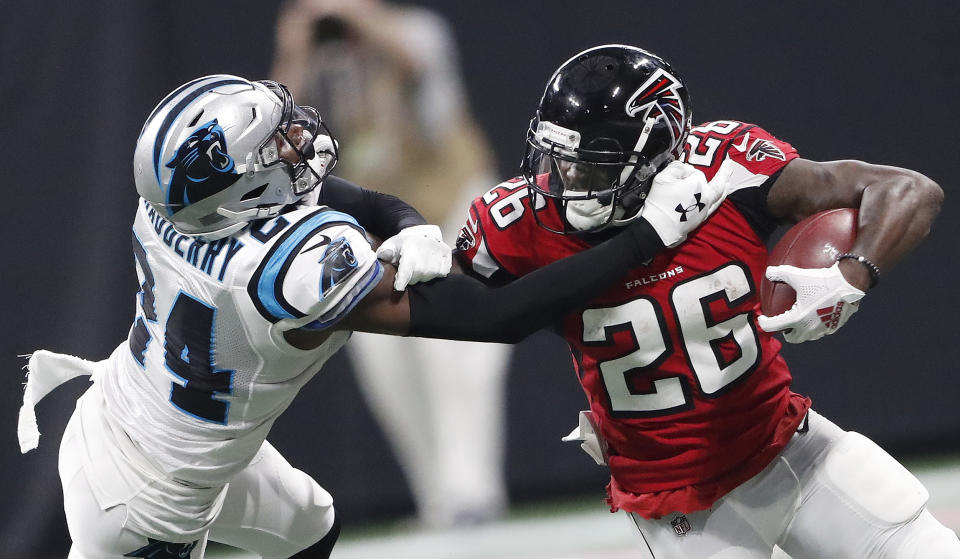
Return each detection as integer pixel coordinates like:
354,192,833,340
124,538,197,558
639,161,720,248
674,192,706,222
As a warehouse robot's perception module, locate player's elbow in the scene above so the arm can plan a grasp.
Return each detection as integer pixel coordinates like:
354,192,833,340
894,171,943,219
859,163,942,215
915,175,944,214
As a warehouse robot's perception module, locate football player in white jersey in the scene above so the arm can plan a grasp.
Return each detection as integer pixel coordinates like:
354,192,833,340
18,75,727,558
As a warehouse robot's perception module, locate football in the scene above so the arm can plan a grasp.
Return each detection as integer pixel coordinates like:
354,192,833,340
759,208,858,317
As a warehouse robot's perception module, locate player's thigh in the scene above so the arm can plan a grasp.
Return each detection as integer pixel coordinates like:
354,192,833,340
627,455,801,559
60,419,205,558
61,468,144,559
887,508,960,558
209,440,335,559
779,430,948,559
629,508,774,559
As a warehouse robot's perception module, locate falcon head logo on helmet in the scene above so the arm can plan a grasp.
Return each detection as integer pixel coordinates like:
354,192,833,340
625,68,687,154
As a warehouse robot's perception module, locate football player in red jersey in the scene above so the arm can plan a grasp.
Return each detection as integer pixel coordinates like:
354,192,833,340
451,45,958,558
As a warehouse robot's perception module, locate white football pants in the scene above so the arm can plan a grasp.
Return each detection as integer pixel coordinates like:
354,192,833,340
61,410,335,559
628,410,960,558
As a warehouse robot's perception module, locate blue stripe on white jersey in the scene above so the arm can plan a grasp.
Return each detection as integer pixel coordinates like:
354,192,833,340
304,260,384,330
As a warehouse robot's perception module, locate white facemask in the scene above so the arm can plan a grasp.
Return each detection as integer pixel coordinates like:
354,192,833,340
296,133,339,207
308,132,337,179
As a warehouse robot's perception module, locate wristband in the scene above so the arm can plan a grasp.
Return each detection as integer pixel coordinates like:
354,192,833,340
837,253,880,288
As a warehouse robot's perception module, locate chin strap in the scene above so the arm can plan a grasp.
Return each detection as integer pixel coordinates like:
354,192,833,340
216,205,282,222
607,151,677,229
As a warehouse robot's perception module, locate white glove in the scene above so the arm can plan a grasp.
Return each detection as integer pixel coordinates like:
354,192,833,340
376,224,452,291
757,262,865,343
639,160,723,247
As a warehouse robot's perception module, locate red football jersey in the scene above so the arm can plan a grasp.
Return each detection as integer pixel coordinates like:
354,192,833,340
456,121,811,519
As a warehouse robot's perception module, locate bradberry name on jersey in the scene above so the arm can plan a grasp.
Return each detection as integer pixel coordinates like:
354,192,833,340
624,265,685,290
142,200,244,281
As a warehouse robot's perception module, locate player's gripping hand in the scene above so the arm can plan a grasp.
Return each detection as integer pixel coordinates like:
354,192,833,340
376,224,452,290
639,160,723,247
757,262,865,343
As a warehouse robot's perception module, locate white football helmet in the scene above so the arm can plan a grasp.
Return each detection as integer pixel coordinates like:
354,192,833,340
134,75,338,240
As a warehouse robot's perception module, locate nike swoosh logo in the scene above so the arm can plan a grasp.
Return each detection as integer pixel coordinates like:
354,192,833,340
302,235,332,254
732,133,750,152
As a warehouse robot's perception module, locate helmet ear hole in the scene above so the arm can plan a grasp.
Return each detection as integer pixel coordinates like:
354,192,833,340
188,110,204,128
240,184,269,201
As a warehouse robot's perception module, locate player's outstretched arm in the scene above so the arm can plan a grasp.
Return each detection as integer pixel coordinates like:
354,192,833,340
334,161,725,343
335,218,667,343
318,176,428,238
319,175,453,290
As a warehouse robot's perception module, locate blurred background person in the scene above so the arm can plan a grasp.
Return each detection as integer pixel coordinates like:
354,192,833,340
271,0,511,529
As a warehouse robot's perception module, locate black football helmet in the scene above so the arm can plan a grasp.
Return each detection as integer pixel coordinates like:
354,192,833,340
522,45,692,234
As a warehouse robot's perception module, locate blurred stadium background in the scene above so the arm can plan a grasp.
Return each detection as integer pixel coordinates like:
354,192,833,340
1,1,957,557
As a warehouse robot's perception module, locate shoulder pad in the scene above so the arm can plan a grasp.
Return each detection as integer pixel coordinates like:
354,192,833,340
247,208,382,329
685,120,798,185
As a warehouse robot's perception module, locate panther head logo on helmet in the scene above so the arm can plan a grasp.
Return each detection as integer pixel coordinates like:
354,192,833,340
134,75,338,240
164,120,241,209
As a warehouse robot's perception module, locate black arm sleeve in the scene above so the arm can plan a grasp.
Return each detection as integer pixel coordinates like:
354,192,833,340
407,219,666,343
318,175,427,238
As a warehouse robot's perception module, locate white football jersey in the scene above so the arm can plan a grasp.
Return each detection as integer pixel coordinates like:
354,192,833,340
95,199,382,489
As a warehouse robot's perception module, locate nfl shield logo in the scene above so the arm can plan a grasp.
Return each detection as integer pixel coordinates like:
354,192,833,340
671,514,691,536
